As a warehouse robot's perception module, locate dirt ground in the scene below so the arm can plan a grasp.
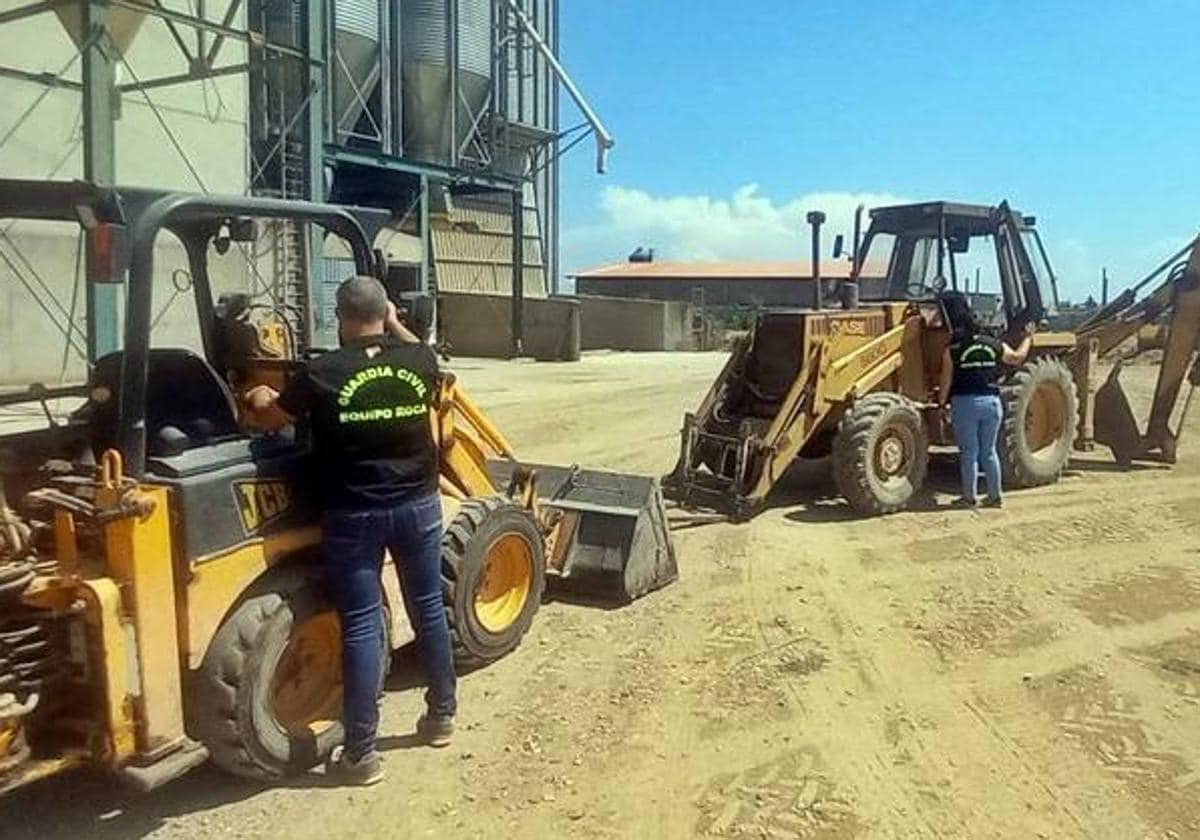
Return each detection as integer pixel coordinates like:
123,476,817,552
9,350,1200,840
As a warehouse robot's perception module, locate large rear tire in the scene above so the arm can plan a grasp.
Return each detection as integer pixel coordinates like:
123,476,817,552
999,356,1078,488
190,569,373,780
833,393,929,515
442,496,546,667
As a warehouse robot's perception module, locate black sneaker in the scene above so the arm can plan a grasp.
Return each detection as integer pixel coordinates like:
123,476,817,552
950,496,978,509
416,713,455,748
982,496,1003,509
325,747,384,786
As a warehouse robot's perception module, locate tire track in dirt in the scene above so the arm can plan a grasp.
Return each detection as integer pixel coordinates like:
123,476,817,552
1128,631,1200,701
692,526,827,738
737,525,991,838
674,521,873,837
1027,665,1200,837
442,589,687,837
899,495,1196,566
694,748,862,839
905,582,1059,664
752,512,1156,838
1073,565,1200,627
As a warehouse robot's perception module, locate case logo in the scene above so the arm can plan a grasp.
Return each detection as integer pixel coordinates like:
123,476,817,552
232,479,293,535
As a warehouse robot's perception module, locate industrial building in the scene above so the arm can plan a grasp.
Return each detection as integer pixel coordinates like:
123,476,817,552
573,260,888,308
0,0,609,384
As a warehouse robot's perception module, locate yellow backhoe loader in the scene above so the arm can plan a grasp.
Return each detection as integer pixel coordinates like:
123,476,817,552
665,200,1199,518
0,180,676,795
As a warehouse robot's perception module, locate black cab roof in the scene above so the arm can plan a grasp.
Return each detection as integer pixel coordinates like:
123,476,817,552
867,201,1032,238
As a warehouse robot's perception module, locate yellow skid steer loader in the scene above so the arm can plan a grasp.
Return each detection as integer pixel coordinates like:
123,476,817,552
0,180,676,794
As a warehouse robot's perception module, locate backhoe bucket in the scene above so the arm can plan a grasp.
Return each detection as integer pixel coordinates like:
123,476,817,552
1093,361,1143,466
490,461,678,604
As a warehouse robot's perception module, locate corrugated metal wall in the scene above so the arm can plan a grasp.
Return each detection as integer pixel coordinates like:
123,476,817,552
432,195,547,296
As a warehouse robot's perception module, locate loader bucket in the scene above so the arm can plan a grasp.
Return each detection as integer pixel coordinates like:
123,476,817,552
1094,361,1143,466
489,461,678,604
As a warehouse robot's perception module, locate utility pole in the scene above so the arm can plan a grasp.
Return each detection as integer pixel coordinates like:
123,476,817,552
81,0,121,361
1101,267,1109,307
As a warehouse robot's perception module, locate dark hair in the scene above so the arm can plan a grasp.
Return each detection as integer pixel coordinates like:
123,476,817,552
939,291,981,340
335,275,388,323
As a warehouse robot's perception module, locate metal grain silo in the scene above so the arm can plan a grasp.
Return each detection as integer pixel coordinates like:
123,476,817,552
401,0,493,164
332,0,383,145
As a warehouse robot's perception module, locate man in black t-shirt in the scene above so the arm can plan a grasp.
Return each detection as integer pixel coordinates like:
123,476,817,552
937,292,1034,508
243,276,455,786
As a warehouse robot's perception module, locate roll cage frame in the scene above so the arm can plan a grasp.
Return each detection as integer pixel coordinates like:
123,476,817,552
0,179,389,477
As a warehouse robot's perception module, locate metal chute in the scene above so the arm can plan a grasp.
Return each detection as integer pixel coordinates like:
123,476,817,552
52,0,153,55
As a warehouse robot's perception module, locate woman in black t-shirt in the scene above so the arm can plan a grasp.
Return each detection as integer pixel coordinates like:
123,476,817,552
937,293,1034,508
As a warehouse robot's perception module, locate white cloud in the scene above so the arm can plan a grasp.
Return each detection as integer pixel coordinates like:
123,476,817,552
561,184,1195,307
562,184,908,273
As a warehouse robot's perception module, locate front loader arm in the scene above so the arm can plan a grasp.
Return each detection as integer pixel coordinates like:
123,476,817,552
431,374,514,499
694,336,752,424
745,313,925,503
817,315,924,405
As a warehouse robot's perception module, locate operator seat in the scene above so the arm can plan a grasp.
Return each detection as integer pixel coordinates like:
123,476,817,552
81,349,241,457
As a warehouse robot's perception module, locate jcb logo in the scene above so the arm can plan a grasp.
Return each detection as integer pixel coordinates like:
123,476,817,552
232,479,293,535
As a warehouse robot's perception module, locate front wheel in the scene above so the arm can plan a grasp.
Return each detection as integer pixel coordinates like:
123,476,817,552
442,496,546,667
833,393,929,515
190,569,370,779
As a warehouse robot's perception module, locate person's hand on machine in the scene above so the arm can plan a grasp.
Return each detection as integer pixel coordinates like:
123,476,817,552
239,384,290,431
243,383,279,412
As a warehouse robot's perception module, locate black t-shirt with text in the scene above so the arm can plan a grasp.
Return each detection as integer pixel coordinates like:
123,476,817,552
949,333,1004,397
277,334,438,510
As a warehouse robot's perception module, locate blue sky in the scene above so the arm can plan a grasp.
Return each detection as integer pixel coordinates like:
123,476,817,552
556,0,1200,301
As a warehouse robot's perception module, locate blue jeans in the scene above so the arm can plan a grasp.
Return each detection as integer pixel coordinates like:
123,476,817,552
951,394,1003,502
322,492,456,760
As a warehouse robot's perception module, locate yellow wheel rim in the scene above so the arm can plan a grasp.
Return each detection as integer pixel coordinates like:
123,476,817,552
270,611,342,737
1026,382,1067,456
874,424,914,485
474,533,535,634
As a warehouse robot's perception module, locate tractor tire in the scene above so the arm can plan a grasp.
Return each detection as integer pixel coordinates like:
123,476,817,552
999,356,1078,488
190,568,373,780
833,392,929,516
442,496,546,667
